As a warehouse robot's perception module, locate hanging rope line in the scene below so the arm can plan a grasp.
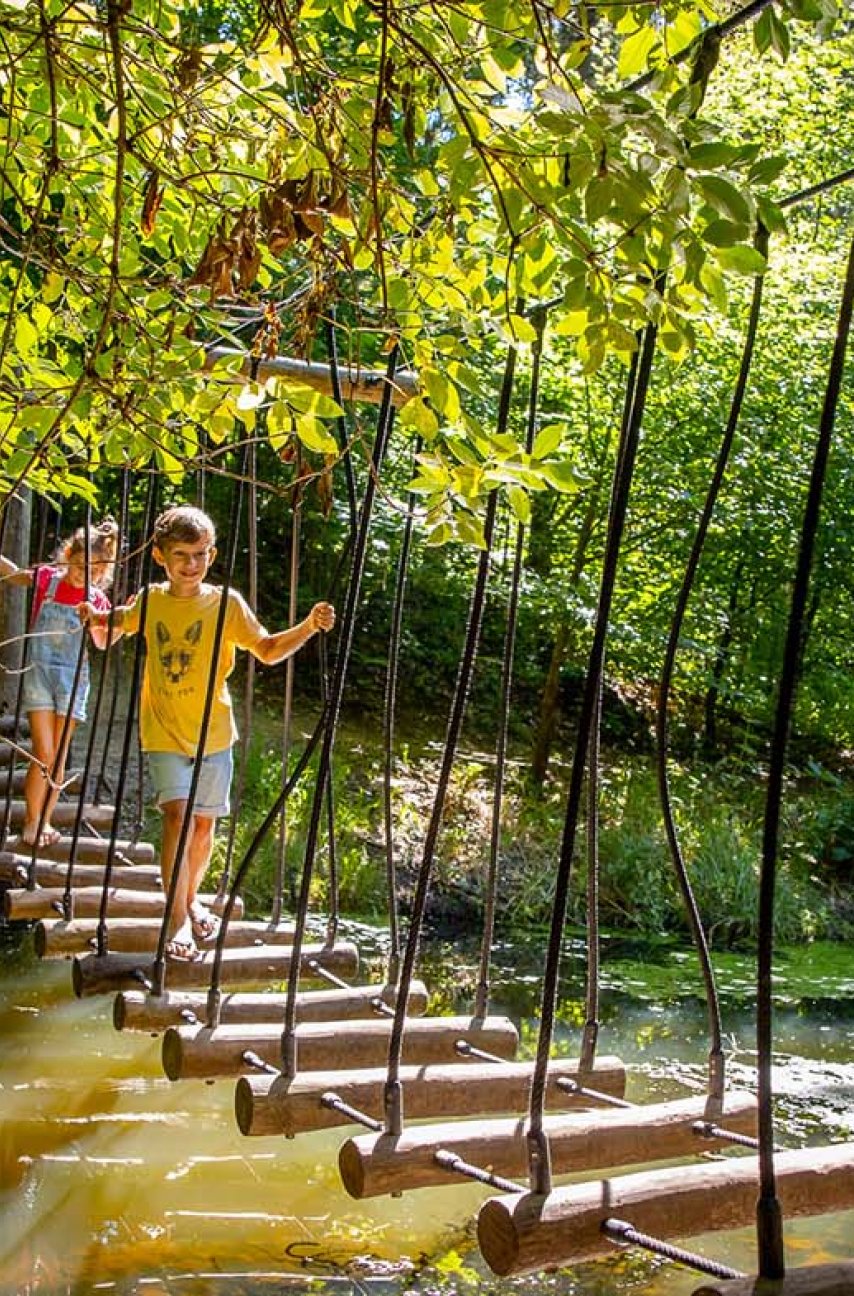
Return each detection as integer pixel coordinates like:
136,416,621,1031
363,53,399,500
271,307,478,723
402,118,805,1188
475,307,545,1020
655,221,770,1109
381,436,421,982
527,291,662,1195
94,472,158,957
754,229,854,1280
93,471,132,805
382,336,519,1138
280,344,400,1076
61,475,133,918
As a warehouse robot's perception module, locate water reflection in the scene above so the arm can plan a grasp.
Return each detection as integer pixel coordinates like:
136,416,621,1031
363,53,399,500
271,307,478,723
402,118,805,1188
1,925,852,1295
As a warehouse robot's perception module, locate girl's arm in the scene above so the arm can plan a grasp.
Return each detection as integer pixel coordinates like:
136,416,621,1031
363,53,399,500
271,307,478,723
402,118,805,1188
0,555,33,587
78,602,126,649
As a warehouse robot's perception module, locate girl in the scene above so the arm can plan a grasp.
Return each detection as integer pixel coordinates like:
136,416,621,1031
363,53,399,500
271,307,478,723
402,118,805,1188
0,518,119,847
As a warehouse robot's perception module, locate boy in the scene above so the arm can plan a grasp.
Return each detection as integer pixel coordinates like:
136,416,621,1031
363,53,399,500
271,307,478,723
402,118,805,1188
80,505,334,961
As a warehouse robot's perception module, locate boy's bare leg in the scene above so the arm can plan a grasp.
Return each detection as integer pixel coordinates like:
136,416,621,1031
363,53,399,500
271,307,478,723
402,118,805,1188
159,803,217,953
159,799,193,946
186,815,218,938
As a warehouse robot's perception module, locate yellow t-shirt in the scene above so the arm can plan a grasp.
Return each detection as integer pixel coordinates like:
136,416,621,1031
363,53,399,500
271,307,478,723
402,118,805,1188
120,583,265,756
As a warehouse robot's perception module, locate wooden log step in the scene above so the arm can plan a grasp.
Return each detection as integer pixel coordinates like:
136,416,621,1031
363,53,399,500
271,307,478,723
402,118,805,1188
0,767,27,793
3,834,155,865
2,800,115,828
338,1091,758,1200
236,1056,628,1139
73,938,355,998
477,1141,854,1277
115,979,430,1032
4,884,231,923
693,1262,854,1295
163,1013,518,1082
0,854,162,892
35,916,300,958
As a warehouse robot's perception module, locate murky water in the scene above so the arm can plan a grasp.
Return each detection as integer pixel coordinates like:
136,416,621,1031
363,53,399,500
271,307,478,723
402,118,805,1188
1,925,852,1296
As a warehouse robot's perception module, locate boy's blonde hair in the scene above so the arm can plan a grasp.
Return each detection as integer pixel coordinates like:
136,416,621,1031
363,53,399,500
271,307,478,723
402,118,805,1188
152,505,216,551
66,517,119,589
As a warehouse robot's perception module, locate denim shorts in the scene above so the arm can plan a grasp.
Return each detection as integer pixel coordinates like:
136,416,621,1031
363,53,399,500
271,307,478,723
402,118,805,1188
21,661,89,722
147,747,233,818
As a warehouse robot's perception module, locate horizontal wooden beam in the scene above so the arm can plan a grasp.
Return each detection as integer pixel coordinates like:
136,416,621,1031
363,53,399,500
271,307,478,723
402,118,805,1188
164,1013,518,1082
35,916,299,958
339,1091,758,1200
5,884,229,923
2,836,155,865
0,856,161,893
477,1142,854,1277
205,347,419,408
2,800,114,829
71,931,342,998
693,1261,854,1296
235,1056,627,1139
114,979,430,1032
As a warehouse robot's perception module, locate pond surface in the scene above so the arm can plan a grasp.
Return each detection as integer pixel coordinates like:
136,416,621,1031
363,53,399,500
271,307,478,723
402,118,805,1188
1,923,852,1296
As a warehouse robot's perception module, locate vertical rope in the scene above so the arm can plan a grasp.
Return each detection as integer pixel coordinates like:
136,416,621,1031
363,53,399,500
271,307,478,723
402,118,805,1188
382,337,519,1136
95,471,157,956
527,306,660,1194
280,346,399,1077
656,223,770,1107
755,230,854,1279
381,438,421,981
475,309,545,1019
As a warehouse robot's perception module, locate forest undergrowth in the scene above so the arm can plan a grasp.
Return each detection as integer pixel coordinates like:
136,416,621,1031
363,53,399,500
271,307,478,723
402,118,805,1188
216,697,854,949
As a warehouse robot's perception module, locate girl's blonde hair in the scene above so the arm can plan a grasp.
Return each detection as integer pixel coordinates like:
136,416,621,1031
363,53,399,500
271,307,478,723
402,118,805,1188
65,517,119,589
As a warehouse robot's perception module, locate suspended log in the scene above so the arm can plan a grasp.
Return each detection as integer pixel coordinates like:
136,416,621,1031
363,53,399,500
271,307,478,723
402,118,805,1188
0,855,162,892
35,916,299,958
73,937,355,998
163,1013,518,1082
477,1141,854,1277
3,835,156,865
339,1091,757,1199
4,885,231,923
2,800,114,829
237,1056,628,1139
114,979,430,1032
205,346,419,408
693,1262,854,1296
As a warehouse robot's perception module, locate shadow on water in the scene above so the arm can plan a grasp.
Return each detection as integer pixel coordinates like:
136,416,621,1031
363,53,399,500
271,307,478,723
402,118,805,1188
1,920,852,1296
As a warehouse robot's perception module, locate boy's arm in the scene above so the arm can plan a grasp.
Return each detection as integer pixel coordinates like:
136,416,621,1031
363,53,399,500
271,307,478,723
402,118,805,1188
251,602,335,666
0,555,33,587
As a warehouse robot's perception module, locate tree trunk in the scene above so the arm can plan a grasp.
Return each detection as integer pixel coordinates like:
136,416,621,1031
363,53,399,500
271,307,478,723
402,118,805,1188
0,490,31,715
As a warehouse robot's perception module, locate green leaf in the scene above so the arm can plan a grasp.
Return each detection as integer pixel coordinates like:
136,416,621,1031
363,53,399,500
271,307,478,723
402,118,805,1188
694,174,753,226
532,423,563,459
702,218,750,248
541,460,583,493
714,243,768,275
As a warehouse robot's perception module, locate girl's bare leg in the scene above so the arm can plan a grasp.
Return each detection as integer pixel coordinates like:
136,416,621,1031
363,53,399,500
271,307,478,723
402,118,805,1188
22,709,71,846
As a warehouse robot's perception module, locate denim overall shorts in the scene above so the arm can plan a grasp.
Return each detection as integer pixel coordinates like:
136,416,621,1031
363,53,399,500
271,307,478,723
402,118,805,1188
21,572,91,721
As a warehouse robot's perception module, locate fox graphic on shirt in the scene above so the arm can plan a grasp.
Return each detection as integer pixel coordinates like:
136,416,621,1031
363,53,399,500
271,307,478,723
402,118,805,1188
156,619,203,684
